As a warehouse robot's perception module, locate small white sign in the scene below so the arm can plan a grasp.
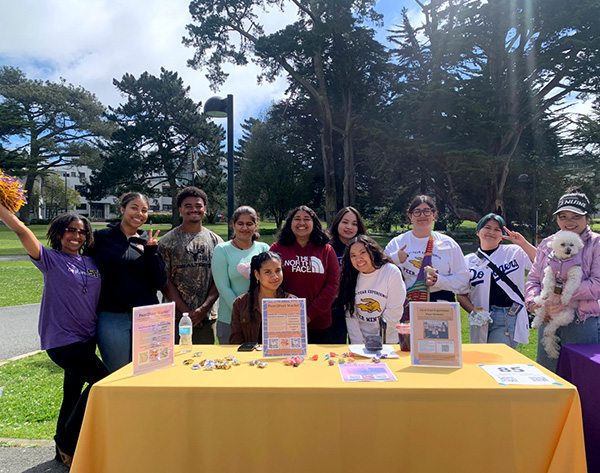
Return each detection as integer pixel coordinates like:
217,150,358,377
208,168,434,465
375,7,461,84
480,364,561,385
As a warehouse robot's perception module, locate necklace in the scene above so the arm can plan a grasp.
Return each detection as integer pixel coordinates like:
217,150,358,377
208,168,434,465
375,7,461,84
231,238,251,250
60,252,88,294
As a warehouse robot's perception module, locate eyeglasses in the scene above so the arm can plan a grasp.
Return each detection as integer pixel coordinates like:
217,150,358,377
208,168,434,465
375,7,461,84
64,227,89,236
411,208,434,217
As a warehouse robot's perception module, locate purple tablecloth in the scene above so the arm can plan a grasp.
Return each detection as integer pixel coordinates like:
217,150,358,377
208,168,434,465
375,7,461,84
556,344,600,473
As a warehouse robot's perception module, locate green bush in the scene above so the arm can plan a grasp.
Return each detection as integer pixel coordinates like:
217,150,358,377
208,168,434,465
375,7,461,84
258,227,278,236
29,219,50,225
147,213,180,225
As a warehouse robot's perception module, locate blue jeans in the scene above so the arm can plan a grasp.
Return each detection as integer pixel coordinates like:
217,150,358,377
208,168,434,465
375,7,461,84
536,316,600,372
217,321,230,345
487,306,517,349
97,311,133,373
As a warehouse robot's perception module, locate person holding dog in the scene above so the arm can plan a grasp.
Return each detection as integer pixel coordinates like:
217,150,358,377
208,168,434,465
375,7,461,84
457,214,536,348
525,188,600,371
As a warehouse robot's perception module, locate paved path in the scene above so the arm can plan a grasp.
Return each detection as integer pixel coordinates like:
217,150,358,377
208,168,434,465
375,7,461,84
0,256,29,261
0,439,68,473
0,304,42,362
0,305,66,473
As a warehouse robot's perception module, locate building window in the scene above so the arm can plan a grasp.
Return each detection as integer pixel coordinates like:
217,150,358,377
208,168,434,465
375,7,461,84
90,203,105,219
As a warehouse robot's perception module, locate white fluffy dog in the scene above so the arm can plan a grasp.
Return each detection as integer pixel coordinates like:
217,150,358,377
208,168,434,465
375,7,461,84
532,230,584,358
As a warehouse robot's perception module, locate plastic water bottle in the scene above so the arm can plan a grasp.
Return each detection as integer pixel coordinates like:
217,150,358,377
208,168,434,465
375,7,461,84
179,312,193,353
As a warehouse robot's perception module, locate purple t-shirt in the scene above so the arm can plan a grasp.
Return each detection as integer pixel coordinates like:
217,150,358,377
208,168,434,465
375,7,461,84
30,244,101,350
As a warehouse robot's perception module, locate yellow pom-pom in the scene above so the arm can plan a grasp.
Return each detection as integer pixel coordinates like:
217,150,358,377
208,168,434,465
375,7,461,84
0,169,28,213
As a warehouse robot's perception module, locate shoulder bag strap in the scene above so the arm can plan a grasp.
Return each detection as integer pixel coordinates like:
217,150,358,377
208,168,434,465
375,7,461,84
476,249,524,301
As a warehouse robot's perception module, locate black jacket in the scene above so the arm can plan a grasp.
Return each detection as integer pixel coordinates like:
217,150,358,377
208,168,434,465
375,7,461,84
86,223,167,313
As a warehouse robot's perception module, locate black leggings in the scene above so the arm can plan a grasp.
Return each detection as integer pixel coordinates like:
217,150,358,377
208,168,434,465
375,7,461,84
46,338,109,456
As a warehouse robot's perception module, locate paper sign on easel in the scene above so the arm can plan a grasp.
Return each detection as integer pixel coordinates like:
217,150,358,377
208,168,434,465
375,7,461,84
410,302,462,368
262,298,307,357
132,302,175,375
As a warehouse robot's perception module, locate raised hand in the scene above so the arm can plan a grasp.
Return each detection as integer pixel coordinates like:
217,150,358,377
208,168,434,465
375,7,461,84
503,226,537,261
397,244,408,264
147,229,160,246
503,227,526,245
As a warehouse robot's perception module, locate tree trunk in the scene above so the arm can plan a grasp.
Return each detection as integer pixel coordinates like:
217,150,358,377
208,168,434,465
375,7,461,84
320,108,337,227
169,175,179,228
313,47,337,227
19,173,38,225
342,91,355,207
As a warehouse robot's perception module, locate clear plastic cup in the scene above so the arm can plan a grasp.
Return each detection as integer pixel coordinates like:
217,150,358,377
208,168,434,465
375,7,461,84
396,323,411,352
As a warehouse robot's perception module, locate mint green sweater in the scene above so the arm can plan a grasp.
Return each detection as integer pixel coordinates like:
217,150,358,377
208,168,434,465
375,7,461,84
211,240,269,324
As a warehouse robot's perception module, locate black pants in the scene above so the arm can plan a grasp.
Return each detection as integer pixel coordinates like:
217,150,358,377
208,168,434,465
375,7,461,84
320,306,348,344
46,338,109,456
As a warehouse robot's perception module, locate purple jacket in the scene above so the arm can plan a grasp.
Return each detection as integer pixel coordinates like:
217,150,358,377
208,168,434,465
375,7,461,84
525,227,600,320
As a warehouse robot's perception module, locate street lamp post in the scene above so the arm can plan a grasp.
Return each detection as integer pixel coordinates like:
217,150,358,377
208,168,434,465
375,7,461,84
204,94,234,238
188,137,199,187
518,173,537,245
63,173,69,213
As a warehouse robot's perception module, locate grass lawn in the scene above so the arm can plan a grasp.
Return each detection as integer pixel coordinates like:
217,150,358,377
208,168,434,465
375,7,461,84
0,261,44,307
0,352,64,440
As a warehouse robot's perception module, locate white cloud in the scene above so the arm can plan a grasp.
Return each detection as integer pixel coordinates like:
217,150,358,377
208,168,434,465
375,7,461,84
0,0,297,136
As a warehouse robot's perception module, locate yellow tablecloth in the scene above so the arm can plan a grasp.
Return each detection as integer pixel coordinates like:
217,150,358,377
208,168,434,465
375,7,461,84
71,344,586,473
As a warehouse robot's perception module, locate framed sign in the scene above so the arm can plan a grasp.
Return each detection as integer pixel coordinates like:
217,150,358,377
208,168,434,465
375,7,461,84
262,298,307,357
410,302,462,368
132,302,175,375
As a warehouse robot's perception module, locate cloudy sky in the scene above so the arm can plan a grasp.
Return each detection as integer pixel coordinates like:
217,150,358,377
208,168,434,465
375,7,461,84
0,0,411,136
0,0,590,138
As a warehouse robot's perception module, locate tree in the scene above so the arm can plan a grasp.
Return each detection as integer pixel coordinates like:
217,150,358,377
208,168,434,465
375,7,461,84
184,0,385,224
387,0,600,218
86,68,225,226
236,110,314,229
39,173,81,219
0,66,113,223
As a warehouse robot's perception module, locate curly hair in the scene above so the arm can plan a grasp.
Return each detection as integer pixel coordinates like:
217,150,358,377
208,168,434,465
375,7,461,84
46,213,94,252
230,206,260,242
276,205,329,246
176,186,208,208
247,251,284,320
339,235,392,315
328,207,367,244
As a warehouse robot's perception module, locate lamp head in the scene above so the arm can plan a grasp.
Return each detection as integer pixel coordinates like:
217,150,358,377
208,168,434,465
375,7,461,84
204,96,228,117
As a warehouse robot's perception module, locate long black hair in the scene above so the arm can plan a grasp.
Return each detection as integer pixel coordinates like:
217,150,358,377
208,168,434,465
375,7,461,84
276,205,329,246
328,206,367,244
339,235,392,315
247,251,284,320
46,213,94,252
